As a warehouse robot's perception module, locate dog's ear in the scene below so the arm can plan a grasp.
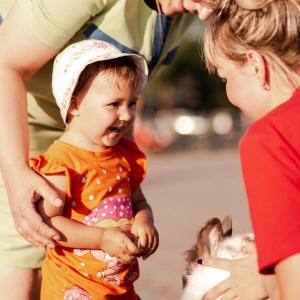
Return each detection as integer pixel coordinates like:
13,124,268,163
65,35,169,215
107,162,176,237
197,218,223,257
221,215,232,238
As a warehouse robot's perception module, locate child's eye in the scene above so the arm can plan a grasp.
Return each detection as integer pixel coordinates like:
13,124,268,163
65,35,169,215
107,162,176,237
129,101,137,108
109,102,119,108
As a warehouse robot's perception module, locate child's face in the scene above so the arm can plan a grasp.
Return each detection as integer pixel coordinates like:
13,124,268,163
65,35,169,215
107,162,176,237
216,58,270,121
68,72,138,152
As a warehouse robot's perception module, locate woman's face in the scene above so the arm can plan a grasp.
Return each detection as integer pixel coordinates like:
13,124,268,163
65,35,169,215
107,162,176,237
158,0,215,19
216,57,270,121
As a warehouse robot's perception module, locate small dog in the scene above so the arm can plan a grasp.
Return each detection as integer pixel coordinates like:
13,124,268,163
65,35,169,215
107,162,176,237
181,216,254,300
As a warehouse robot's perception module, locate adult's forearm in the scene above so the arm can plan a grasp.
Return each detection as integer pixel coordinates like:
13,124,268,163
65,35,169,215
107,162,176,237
259,274,279,300
0,68,29,171
0,0,59,171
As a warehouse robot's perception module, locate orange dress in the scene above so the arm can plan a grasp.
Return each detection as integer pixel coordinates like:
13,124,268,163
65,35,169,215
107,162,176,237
30,138,146,300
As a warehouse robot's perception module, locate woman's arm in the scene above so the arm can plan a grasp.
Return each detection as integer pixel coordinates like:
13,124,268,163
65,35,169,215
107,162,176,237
275,253,300,300
0,1,62,249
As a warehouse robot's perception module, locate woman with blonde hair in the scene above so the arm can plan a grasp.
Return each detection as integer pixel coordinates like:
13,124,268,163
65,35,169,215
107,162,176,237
202,0,300,299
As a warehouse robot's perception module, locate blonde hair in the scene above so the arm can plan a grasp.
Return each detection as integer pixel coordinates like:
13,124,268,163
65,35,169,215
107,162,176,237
203,0,300,88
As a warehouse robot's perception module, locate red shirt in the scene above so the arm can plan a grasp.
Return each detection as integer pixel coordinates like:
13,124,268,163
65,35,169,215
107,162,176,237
240,88,300,274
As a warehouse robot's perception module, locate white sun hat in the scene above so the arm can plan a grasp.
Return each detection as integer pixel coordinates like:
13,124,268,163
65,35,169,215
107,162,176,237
52,39,148,123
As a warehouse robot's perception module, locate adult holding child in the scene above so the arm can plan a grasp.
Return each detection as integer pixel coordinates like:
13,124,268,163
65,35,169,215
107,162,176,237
0,0,216,299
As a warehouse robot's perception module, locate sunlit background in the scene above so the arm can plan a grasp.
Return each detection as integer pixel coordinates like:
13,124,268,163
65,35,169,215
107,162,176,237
134,22,252,154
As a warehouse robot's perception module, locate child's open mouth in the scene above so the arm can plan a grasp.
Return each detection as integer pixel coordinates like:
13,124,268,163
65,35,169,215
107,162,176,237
109,127,123,133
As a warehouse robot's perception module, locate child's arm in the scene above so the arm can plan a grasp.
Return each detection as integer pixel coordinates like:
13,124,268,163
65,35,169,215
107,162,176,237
131,186,159,260
36,173,140,263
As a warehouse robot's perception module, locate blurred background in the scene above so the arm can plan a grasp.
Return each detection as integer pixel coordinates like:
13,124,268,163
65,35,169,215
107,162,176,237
134,22,252,155
132,23,254,299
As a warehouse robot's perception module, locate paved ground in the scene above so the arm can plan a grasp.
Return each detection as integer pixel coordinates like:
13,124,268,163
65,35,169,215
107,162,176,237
134,146,253,300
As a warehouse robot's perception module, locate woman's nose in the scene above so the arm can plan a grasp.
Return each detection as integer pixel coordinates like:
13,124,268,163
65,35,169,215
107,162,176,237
189,0,215,20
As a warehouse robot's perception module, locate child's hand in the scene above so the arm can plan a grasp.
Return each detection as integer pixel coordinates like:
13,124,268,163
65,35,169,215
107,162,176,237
131,217,159,260
100,227,140,264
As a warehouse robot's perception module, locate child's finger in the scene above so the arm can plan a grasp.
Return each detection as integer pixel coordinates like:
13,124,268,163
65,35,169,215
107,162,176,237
142,235,159,260
137,234,149,250
126,239,141,255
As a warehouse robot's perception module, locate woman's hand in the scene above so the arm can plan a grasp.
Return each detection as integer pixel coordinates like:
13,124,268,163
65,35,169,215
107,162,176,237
203,242,269,299
3,164,63,250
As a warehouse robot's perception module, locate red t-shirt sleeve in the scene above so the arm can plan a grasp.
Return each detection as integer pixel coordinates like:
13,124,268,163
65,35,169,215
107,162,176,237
240,123,300,274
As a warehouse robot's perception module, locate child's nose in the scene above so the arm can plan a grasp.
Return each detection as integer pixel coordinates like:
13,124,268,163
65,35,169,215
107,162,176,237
119,108,132,121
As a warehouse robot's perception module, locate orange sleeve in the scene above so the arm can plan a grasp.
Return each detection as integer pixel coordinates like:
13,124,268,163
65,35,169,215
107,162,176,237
30,154,72,199
117,137,147,193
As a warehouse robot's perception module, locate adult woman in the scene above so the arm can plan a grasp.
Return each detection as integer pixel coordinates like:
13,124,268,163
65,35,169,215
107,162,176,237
203,0,300,299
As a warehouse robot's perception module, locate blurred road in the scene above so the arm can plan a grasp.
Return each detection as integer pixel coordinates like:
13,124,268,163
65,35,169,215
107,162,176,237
134,146,253,300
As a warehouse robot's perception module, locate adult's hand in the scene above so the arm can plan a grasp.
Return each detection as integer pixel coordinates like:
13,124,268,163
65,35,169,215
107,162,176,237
202,242,269,299
3,164,63,250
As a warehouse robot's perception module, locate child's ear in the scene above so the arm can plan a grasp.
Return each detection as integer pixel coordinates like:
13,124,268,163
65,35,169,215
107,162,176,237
68,96,80,117
246,50,270,91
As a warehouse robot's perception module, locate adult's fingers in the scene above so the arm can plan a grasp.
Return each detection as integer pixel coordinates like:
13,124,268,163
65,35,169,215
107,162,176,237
14,205,59,249
15,191,61,247
203,278,231,299
203,257,233,272
35,179,64,207
217,288,238,300
243,241,256,254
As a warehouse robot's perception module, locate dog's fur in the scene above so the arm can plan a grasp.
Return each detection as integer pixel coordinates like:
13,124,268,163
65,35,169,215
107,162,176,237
181,216,254,300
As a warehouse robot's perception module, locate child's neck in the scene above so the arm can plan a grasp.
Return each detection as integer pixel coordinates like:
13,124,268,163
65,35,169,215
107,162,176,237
59,131,110,153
